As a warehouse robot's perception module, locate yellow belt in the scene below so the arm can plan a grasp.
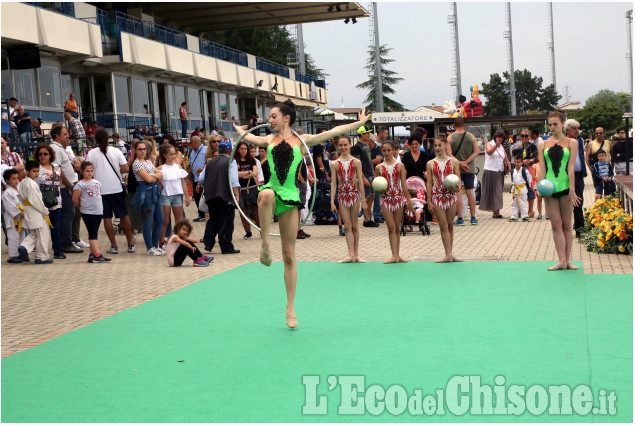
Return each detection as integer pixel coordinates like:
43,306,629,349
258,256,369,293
513,183,526,198
22,200,53,228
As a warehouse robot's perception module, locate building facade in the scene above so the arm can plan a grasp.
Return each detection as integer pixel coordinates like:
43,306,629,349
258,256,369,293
1,2,329,140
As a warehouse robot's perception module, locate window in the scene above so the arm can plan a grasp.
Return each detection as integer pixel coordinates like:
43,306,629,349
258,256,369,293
131,78,148,114
167,84,175,117
228,94,237,121
1,55,12,101
61,73,80,110
114,75,130,113
174,85,185,112
39,65,62,108
187,87,200,118
13,69,36,106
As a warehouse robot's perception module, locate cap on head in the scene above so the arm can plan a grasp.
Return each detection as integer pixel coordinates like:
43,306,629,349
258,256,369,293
218,140,232,150
357,125,371,135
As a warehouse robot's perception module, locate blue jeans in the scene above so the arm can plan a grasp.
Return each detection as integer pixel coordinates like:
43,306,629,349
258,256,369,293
373,194,382,220
141,183,164,249
181,120,187,138
48,208,62,255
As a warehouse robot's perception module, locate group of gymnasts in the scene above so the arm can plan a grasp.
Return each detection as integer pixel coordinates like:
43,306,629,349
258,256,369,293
234,104,579,329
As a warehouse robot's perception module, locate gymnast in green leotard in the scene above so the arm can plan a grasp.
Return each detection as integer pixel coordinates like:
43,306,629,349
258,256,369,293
537,111,582,271
234,100,370,328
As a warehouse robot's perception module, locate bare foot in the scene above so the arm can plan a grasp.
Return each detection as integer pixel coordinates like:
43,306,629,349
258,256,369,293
452,256,463,262
354,256,366,263
337,256,354,264
286,312,298,329
384,257,399,264
398,256,408,263
548,262,567,271
566,262,579,270
260,244,272,267
436,256,453,263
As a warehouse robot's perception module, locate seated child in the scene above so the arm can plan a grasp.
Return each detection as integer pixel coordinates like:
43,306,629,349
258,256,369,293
2,168,26,263
592,150,616,200
405,189,426,223
166,219,213,267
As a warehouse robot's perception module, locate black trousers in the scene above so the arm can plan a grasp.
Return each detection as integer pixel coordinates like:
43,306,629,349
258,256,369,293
203,198,236,252
192,181,205,218
573,171,585,231
173,243,203,266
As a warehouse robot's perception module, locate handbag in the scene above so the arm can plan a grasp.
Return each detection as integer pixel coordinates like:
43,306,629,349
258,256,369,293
198,192,209,213
103,149,127,196
240,178,259,208
40,164,59,208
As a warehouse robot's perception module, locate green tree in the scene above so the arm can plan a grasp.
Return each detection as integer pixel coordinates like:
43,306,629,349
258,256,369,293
585,89,632,112
569,101,624,135
356,44,404,112
481,69,562,116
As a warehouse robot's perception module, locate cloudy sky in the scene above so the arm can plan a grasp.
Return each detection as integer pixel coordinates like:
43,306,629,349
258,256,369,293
302,1,633,110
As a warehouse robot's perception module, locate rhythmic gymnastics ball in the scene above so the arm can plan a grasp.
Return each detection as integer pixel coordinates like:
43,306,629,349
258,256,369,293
537,179,556,197
372,176,388,193
443,174,461,188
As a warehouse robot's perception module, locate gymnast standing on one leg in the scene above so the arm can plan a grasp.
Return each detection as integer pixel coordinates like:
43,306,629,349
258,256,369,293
233,100,370,328
538,110,581,271
330,135,366,263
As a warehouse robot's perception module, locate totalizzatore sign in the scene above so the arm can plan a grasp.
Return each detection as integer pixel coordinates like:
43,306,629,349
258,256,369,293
371,112,436,124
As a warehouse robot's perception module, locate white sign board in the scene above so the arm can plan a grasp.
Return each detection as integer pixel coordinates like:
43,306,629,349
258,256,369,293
371,112,436,124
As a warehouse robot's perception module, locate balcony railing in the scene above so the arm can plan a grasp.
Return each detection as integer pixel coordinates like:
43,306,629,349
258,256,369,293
25,2,74,17
199,39,248,67
114,11,187,50
256,57,290,79
294,72,325,88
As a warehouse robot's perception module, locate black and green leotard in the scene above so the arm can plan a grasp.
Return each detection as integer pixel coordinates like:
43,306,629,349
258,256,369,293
260,136,304,215
544,143,570,198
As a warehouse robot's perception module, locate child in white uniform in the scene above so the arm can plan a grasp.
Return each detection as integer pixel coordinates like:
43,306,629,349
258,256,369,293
510,155,531,221
17,160,53,263
2,168,26,263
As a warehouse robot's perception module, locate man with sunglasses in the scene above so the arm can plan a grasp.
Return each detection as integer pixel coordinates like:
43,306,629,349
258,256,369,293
586,127,613,172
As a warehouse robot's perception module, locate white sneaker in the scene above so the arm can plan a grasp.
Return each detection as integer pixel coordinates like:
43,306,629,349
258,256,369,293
74,240,90,248
147,247,162,256
106,246,119,254
154,247,166,255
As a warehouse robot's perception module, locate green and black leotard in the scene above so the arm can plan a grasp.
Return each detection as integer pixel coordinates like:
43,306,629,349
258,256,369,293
260,136,304,215
544,142,570,198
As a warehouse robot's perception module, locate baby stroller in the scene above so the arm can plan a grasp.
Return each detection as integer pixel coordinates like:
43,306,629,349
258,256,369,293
401,176,430,236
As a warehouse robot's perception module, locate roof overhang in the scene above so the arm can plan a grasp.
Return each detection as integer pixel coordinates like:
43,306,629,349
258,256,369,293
147,2,370,33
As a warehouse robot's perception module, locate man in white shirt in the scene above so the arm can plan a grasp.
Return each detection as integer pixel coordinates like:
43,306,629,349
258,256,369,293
49,125,83,254
86,128,136,254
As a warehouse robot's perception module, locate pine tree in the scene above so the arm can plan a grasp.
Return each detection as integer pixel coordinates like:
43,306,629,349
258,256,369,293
356,44,404,112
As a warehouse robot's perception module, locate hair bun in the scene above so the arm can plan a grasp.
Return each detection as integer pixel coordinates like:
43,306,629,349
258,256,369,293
284,99,296,109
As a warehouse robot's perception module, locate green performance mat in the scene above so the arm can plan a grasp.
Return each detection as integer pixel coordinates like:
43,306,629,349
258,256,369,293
2,262,632,422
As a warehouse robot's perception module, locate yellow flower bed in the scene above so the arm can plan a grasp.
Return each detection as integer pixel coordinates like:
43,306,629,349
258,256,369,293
581,196,633,255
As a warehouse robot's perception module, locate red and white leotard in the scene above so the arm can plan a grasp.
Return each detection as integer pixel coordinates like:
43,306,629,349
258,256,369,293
336,157,362,207
431,157,457,209
379,162,406,211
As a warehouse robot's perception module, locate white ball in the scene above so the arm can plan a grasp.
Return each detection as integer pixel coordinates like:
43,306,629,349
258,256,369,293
372,176,388,193
443,174,460,188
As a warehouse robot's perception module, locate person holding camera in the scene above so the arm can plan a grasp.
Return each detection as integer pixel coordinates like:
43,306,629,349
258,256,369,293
479,130,511,219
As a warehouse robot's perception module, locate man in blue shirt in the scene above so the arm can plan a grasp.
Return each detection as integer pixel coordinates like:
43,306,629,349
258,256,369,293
188,135,207,221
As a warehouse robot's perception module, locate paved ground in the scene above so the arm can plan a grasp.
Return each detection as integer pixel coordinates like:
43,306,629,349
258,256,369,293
1,172,632,358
